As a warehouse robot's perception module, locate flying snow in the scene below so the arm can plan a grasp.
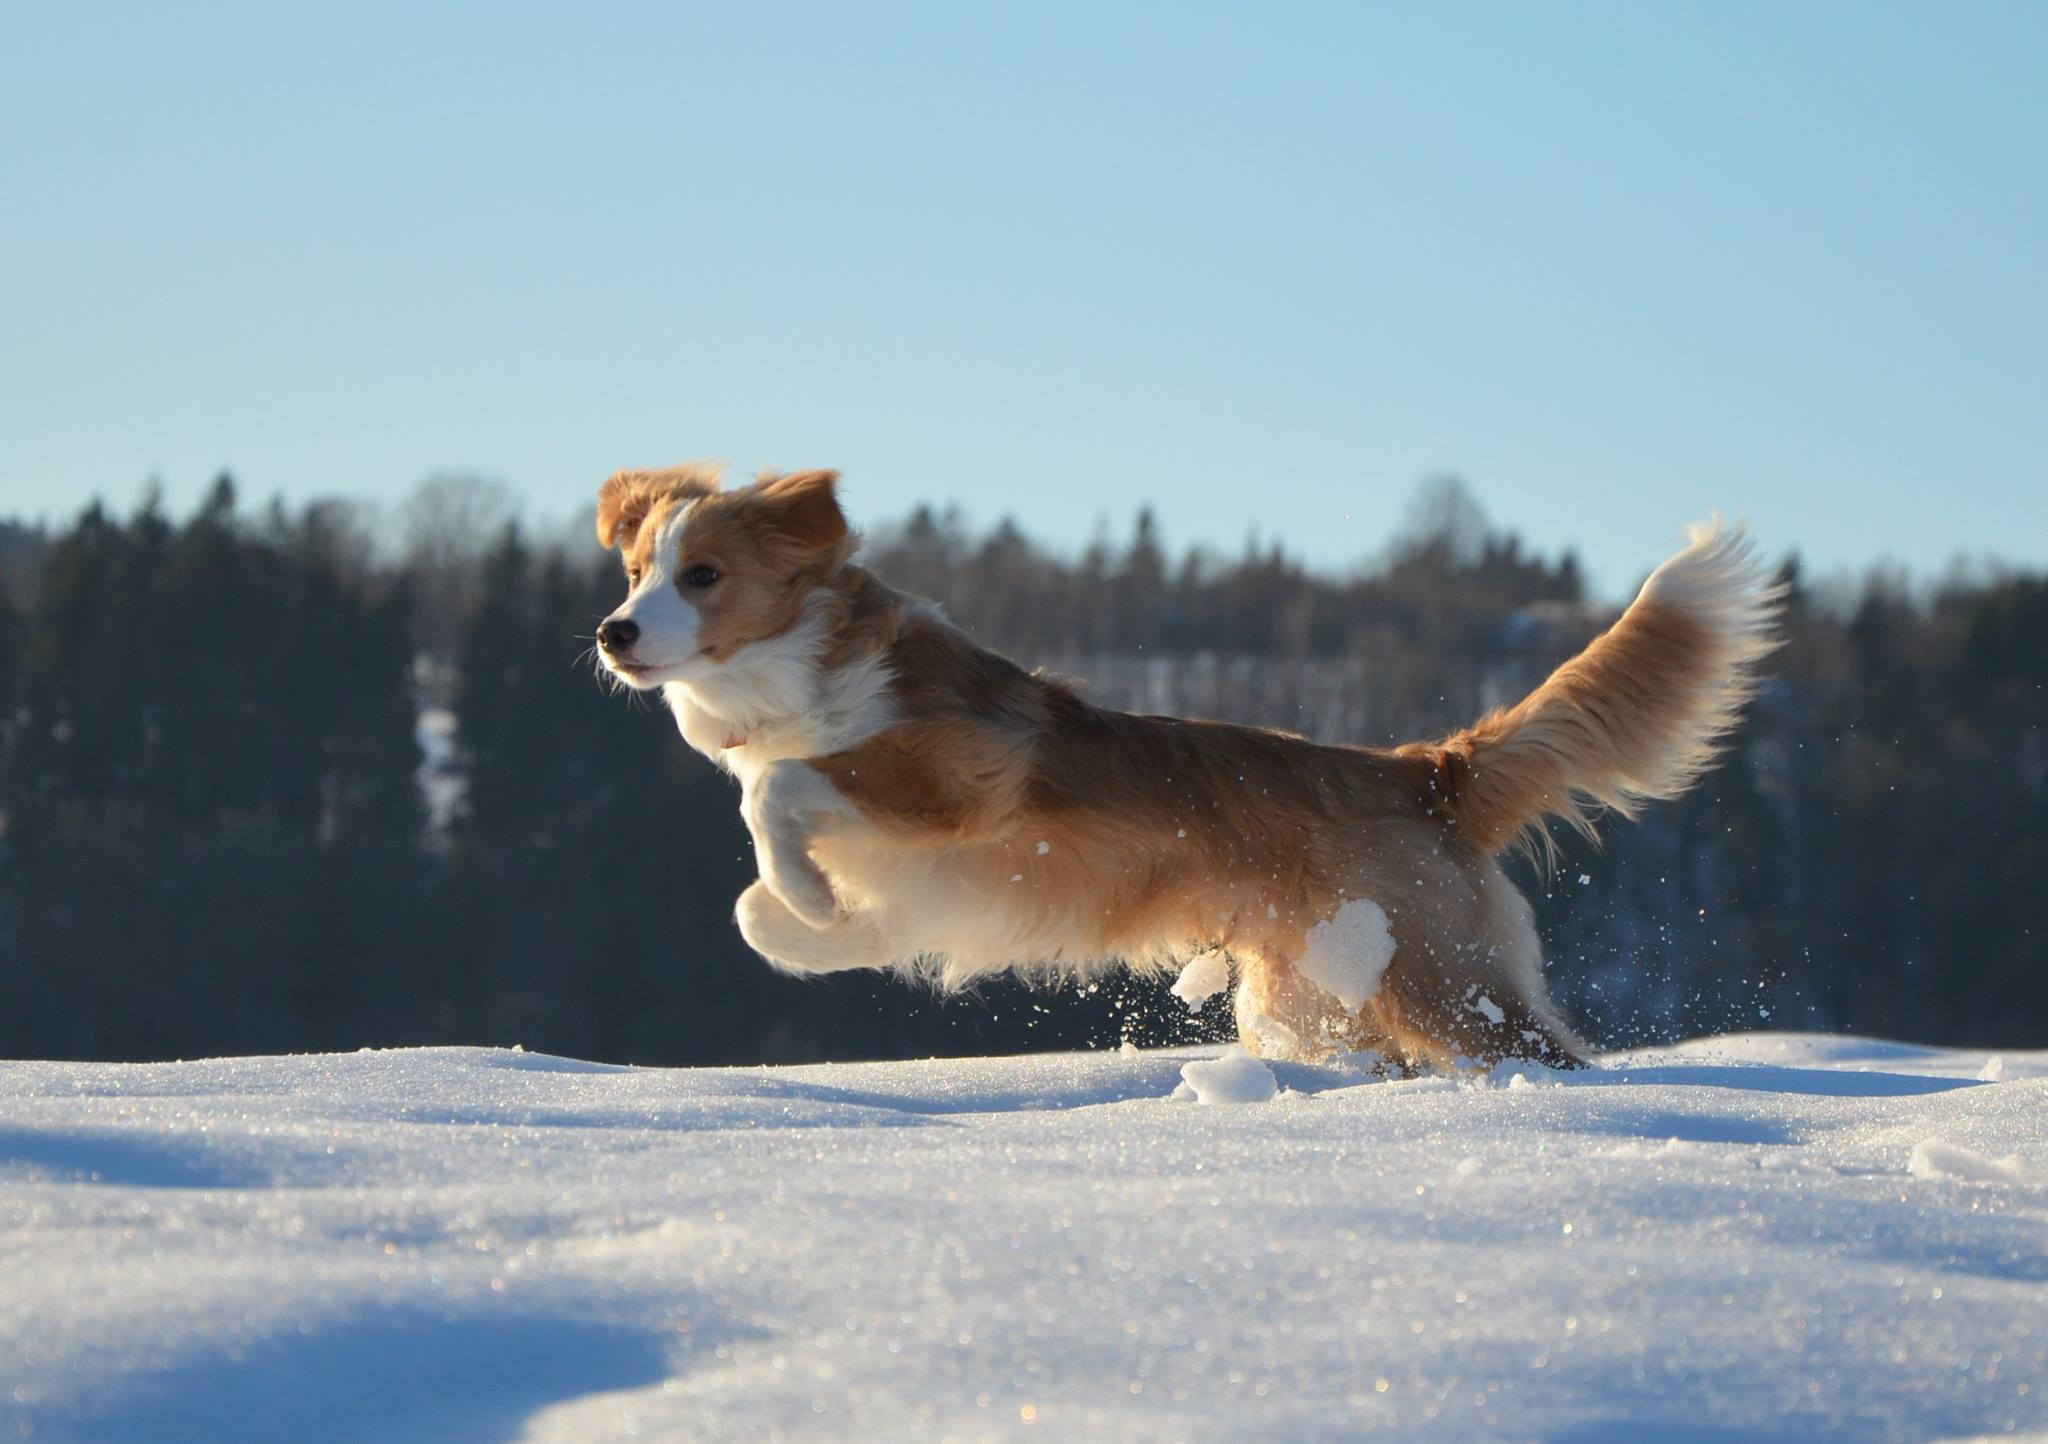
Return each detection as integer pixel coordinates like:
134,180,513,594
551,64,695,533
1294,897,1396,1011
1169,950,1231,1013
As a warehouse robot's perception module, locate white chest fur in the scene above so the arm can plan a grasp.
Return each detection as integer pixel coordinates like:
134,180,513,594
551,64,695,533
663,603,1073,986
662,611,899,791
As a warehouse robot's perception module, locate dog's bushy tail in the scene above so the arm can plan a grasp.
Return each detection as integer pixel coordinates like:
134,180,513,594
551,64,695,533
1428,521,1785,862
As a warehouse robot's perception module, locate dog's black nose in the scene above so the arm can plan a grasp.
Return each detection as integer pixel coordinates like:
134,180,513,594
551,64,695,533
597,618,640,654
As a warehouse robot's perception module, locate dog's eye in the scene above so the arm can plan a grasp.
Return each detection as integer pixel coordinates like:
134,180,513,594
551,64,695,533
626,567,643,588
683,565,720,588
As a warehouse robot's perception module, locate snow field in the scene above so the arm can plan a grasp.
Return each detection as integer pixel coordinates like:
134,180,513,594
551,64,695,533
2,1035,2044,1442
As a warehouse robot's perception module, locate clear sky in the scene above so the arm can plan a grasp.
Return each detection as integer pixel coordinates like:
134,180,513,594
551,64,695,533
2,2,2043,596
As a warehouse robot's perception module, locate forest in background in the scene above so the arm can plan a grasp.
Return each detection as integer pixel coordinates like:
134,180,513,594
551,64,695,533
0,474,2042,1064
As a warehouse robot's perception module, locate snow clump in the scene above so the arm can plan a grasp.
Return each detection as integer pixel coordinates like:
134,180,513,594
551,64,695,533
1907,1139,2037,1185
1177,1047,1279,1104
1295,898,1396,1011
1170,950,1231,1013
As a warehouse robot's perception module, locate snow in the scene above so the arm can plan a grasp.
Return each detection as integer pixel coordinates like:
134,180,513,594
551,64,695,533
1168,949,1231,1013
1295,896,1397,1010
3,1034,2045,1441
1908,1138,2039,1186
1174,1047,1278,1105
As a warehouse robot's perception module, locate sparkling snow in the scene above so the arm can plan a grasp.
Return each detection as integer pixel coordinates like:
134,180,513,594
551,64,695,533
3,1035,2045,1441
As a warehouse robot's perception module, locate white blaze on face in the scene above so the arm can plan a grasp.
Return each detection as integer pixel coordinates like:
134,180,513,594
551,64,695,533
606,501,702,670
1295,898,1397,1012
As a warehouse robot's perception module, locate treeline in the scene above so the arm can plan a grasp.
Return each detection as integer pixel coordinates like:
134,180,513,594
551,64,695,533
0,475,2041,1063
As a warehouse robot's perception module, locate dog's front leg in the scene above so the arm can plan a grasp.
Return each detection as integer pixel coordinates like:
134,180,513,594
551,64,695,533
743,759,860,929
735,880,886,974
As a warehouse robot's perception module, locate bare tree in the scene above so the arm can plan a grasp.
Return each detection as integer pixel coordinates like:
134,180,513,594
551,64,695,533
399,472,515,667
1394,472,1490,566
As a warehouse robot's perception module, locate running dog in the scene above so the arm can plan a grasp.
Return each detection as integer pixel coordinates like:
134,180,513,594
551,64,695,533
592,463,1781,1068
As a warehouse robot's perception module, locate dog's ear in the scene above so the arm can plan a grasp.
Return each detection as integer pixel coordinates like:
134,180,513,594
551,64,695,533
595,464,723,549
758,469,848,554
595,472,654,550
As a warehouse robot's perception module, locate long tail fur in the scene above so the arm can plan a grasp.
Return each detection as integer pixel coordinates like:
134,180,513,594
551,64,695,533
1432,521,1786,861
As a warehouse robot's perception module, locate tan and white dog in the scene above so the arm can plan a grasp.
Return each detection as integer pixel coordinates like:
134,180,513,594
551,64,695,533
593,463,1781,1069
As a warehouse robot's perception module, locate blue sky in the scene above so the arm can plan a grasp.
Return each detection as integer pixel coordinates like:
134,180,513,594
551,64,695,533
2,2,2043,596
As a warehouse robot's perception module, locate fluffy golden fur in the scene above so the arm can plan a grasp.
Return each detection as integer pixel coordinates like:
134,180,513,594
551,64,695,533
594,463,1784,1069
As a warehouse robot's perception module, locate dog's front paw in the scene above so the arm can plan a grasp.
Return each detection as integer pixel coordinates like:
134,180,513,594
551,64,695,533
735,880,882,975
735,880,804,966
759,856,844,930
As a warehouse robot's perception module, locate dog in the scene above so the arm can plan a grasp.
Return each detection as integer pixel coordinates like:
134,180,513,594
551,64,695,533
592,462,1782,1069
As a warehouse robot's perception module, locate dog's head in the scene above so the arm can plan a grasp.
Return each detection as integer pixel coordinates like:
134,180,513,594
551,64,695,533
593,463,852,691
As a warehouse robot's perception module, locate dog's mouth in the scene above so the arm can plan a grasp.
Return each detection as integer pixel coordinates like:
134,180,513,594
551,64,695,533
603,649,709,683
602,654,671,683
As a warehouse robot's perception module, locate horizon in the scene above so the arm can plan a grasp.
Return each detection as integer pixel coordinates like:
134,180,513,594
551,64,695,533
0,466,2018,609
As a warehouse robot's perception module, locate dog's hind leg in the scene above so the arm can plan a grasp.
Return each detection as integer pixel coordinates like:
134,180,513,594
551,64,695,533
1345,874,1589,1068
736,880,889,975
1230,948,1360,1063
1229,870,1589,1069
1354,960,1587,1070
